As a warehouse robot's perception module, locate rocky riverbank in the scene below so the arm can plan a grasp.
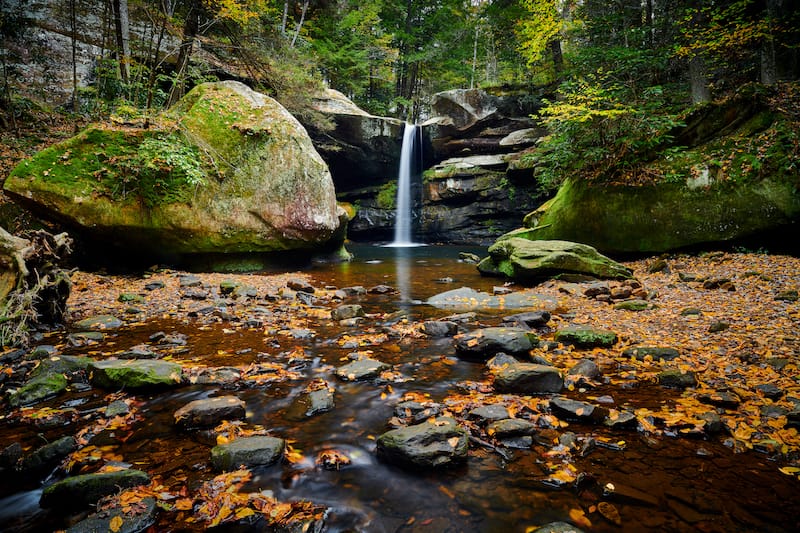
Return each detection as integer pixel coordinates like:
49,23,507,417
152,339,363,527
0,250,799,531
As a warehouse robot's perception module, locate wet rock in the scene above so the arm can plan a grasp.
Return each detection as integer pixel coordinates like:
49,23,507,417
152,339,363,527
119,344,159,359
211,435,285,471
144,281,165,290
8,373,68,406
493,286,513,295
193,367,242,384
151,331,188,345
468,404,510,424
27,345,59,360
774,290,798,302
376,417,468,469
219,280,240,295
422,320,458,337
287,278,315,293
338,317,364,327
182,288,209,300
106,399,130,417
305,388,335,416
583,282,610,298
610,287,632,300
493,363,563,394
30,355,91,378
486,418,537,438
117,292,144,303
614,299,649,311
289,328,315,339
331,304,365,321
394,401,442,424
678,272,699,282
703,277,734,290
699,411,726,434
459,252,481,264
657,369,698,389
0,442,22,469
554,327,617,348
502,310,551,328
549,397,608,423
427,286,556,311
174,396,246,428
73,315,123,330
648,258,669,273
604,410,639,429
436,277,456,284
340,286,367,296
534,522,585,533
368,284,396,294
40,469,150,509
708,321,730,333
179,274,202,287
296,291,316,305
89,360,183,389
680,307,703,316
335,358,389,381
486,353,519,369
604,482,659,507
66,497,157,533
567,359,601,379
698,390,740,409
622,346,680,362
19,436,76,475
69,332,104,346
754,383,783,400
766,357,790,371
454,327,538,360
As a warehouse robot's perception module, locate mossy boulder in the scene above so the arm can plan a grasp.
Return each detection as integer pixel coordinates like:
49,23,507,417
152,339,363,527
40,469,150,510
8,373,68,406
4,81,344,257
477,238,632,282
555,327,618,348
521,176,800,254
376,417,469,469
89,359,183,389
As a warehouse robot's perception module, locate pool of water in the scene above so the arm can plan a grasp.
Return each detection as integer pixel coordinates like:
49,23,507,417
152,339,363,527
1,245,798,532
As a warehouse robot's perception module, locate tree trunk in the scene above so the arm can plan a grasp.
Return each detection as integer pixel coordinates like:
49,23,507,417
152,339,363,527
111,0,131,83
760,0,779,85
549,39,563,75
70,0,79,113
145,1,173,124
290,0,309,48
689,55,711,103
281,1,289,36
167,0,199,107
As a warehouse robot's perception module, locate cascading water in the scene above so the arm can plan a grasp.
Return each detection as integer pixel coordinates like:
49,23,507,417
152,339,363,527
388,123,419,247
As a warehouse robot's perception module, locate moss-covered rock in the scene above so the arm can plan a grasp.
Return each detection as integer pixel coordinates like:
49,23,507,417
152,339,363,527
376,417,468,469
8,373,68,406
555,327,618,348
40,469,150,510
477,238,632,282
521,174,800,254
89,359,183,389
5,81,343,257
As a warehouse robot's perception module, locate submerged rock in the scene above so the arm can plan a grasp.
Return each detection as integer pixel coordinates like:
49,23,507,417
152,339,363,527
478,238,632,283
211,435,285,471
73,315,123,330
376,417,468,469
454,327,538,360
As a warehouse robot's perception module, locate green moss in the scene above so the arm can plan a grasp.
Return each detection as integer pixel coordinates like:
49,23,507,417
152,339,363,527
376,181,398,209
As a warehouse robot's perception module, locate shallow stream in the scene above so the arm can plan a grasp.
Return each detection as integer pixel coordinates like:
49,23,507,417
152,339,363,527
0,245,798,532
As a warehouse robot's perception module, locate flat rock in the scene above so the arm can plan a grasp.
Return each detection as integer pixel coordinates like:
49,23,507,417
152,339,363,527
535,522,586,533
493,363,563,394
658,369,698,389
614,299,650,311
66,497,157,533
394,401,443,424
211,435,285,471
174,396,246,428
487,418,537,438
549,397,608,423
40,469,150,509
422,320,458,337
567,359,601,379
331,304,365,321
376,417,468,469
335,358,389,381
454,327,538,360
73,315,123,330
478,238,633,282
427,286,556,311
502,310,551,328
305,388,335,416
468,404,510,423
89,360,183,389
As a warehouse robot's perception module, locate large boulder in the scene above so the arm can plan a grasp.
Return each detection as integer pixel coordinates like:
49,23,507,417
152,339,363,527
5,81,345,257
40,469,150,510
521,177,800,253
307,88,405,191
478,238,632,282
89,360,183,389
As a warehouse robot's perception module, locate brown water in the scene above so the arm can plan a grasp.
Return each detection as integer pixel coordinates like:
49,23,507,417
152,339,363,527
0,245,798,532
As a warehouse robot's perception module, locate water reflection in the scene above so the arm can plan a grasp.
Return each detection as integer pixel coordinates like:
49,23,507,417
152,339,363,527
394,246,412,303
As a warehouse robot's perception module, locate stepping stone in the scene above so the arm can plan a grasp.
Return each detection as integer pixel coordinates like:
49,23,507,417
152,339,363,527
73,315,122,330
211,435,285,471
376,417,468,469
335,358,389,381
555,327,617,348
454,327,539,360
493,363,563,394
174,396,246,428
89,360,183,389
40,469,150,510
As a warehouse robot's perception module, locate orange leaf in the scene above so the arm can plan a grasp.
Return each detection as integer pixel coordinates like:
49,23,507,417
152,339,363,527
109,515,124,532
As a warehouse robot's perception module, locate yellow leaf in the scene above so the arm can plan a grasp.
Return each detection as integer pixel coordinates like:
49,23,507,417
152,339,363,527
597,501,622,526
569,508,592,529
235,507,255,519
447,437,461,448
109,515,124,532
779,466,800,475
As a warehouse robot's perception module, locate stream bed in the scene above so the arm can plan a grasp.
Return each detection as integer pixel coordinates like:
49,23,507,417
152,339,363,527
0,245,799,532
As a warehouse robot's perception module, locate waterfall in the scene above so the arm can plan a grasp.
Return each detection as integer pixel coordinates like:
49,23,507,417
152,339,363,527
389,123,419,247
